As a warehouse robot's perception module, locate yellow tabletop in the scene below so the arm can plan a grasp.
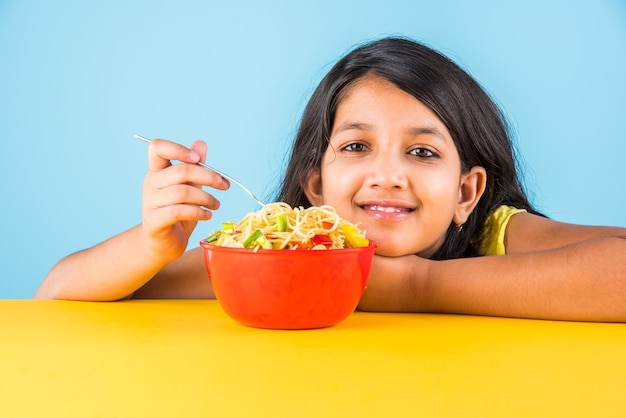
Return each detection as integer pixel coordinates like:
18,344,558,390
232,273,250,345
1,300,625,417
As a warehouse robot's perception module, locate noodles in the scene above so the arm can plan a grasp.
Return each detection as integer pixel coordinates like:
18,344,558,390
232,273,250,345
205,202,369,251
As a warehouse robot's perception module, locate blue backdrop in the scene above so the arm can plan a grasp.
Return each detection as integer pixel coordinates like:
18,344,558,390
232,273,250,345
1,0,625,298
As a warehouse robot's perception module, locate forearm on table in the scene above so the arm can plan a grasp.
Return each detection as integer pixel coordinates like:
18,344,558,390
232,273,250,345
430,237,626,321
361,237,626,322
34,225,169,301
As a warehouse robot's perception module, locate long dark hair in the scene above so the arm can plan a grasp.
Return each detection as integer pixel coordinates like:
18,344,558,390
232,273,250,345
276,36,540,259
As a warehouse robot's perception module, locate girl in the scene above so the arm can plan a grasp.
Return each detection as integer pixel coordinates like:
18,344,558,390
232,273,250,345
36,37,626,322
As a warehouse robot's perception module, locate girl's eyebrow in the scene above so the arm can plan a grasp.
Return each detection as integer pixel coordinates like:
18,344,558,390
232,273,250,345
332,122,370,134
333,122,448,143
407,126,448,142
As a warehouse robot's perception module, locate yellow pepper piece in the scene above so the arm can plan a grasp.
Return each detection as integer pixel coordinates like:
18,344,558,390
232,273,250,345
340,224,369,248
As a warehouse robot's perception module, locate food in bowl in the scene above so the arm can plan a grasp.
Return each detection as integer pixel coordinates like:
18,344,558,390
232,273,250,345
205,202,370,251
200,203,376,329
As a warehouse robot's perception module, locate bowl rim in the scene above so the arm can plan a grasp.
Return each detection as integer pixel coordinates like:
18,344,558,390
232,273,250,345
199,240,377,253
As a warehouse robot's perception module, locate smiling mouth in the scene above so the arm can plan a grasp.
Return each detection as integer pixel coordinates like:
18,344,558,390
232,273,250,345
362,205,414,213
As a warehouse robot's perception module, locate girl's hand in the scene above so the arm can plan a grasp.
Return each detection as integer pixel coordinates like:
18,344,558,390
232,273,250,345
358,254,432,312
140,138,230,264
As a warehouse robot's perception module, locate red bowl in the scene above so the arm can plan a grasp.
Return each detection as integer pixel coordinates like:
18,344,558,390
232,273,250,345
200,241,377,329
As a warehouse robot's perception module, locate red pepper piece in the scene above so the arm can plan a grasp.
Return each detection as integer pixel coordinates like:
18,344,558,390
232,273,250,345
311,234,333,248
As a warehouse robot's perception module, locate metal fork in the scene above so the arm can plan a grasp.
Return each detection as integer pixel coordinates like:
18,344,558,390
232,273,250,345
133,134,265,207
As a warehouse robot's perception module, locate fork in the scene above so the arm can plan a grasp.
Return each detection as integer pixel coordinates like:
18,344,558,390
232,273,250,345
133,134,265,207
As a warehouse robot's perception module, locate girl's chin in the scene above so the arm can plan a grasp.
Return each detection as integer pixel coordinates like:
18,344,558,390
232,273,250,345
369,236,439,258
367,230,443,258
372,243,423,257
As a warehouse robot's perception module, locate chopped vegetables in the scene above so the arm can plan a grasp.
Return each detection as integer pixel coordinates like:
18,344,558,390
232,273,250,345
243,229,271,249
340,224,370,248
276,214,287,232
205,202,369,251
205,230,220,243
221,221,235,234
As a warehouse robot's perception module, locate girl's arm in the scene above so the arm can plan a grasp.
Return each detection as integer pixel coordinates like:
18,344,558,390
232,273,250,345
358,213,626,322
34,139,225,301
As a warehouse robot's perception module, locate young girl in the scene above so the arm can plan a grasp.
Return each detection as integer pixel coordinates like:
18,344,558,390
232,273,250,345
36,37,626,322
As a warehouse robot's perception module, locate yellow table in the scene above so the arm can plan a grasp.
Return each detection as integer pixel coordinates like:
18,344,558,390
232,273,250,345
1,300,625,417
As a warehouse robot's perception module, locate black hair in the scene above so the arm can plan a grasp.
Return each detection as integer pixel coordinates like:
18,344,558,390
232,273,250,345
276,36,540,259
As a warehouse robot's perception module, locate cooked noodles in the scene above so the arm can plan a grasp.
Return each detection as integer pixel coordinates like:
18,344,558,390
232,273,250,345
205,202,369,251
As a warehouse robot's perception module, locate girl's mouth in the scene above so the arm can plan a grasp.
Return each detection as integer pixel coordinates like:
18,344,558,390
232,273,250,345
361,204,415,221
362,205,413,213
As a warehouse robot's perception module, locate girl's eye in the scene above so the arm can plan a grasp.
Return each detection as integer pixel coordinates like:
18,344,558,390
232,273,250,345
409,147,437,158
342,143,370,153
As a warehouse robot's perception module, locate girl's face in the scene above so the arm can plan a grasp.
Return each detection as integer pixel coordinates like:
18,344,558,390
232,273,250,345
304,75,485,257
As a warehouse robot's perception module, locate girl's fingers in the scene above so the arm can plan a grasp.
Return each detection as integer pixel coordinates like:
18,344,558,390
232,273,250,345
147,138,204,171
189,140,208,164
148,204,214,228
147,163,229,191
145,139,230,190
141,204,212,243
146,184,222,211
142,138,229,233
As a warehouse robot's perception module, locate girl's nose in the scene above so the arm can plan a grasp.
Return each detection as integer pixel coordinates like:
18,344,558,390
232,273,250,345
365,154,409,190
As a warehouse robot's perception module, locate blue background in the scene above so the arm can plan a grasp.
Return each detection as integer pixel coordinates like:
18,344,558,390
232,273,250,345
1,0,625,299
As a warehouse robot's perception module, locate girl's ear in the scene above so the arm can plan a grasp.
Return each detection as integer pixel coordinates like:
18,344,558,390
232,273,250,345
453,166,487,226
303,168,324,206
